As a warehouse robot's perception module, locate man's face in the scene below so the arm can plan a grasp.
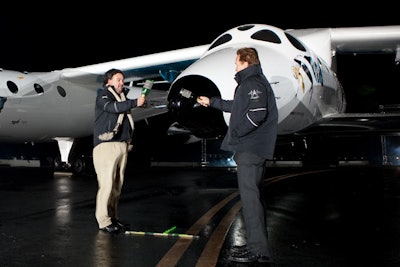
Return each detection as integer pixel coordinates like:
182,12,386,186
235,55,248,72
108,73,125,93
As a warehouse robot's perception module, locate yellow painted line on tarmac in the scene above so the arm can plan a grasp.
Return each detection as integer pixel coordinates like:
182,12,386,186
263,169,335,186
155,191,239,267
195,201,242,267
155,169,331,266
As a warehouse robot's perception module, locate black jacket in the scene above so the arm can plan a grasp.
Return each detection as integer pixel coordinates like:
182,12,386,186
93,86,138,147
210,64,278,159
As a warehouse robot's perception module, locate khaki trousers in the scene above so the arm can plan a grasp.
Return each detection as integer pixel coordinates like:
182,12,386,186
93,141,128,229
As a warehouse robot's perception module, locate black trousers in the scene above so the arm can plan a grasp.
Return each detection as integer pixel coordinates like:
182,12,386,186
234,151,270,257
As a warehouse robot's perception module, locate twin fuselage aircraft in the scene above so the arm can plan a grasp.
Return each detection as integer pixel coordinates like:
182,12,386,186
1,24,399,174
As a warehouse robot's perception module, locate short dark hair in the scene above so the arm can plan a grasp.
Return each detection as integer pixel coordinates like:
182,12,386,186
236,47,260,65
103,68,125,86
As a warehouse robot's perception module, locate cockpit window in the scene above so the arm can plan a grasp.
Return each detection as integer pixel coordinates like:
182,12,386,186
237,25,255,31
208,34,232,50
285,32,307,52
7,81,18,94
34,83,44,94
251,30,281,44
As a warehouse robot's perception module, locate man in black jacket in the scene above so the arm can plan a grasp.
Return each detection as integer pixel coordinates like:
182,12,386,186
197,47,278,263
93,68,145,233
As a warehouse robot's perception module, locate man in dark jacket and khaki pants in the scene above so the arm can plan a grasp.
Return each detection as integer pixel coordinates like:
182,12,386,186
93,68,145,233
197,47,278,263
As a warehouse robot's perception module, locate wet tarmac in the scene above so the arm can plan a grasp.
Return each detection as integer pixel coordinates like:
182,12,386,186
0,165,399,266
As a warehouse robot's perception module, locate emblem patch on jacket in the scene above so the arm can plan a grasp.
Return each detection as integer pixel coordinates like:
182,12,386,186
248,89,262,100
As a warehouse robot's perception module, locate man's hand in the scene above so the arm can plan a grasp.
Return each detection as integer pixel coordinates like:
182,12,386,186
137,96,146,107
197,96,210,107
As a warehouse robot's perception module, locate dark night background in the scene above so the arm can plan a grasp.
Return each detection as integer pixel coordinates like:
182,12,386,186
0,4,398,168
0,5,399,112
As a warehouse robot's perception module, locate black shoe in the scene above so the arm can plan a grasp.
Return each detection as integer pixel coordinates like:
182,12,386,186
111,218,130,230
228,249,273,263
230,245,247,253
99,223,120,233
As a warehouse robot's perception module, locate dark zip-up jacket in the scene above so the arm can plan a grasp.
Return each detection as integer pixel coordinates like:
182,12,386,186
209,64,278,159
93,86,139,147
